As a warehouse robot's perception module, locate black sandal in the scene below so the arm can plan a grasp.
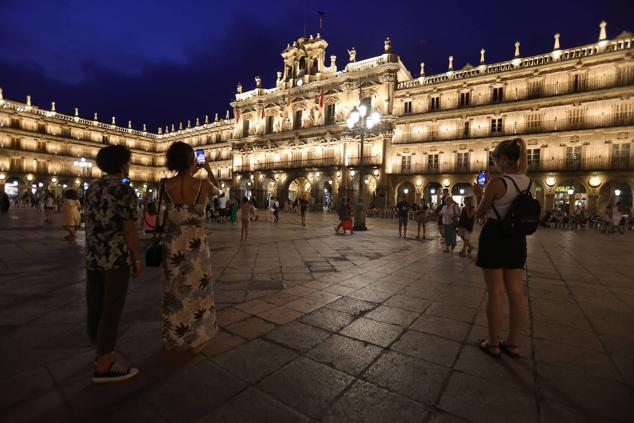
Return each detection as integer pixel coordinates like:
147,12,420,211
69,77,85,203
478,338,501,358
499,341,520,358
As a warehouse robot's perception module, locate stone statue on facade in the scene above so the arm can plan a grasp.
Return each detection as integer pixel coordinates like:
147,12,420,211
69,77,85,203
347,47,357,63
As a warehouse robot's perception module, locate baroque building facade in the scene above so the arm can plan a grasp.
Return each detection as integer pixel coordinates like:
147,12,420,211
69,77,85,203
1,21,633,214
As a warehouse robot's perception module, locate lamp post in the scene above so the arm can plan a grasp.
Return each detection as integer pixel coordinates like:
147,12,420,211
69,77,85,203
73,157,93,192
347,104,380,231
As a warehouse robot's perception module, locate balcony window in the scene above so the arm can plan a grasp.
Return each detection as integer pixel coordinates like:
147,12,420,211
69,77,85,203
567,109,586,129
430,97,440,110
242,119,250,137
612,143,630,169
404,101,412,114
427,154,439,170
492,87,504,103
293,110,302,130
326,104,336,125
459,92,470,107
527,80,543,98
463,121,470,138
491,118,503,134
62,127,71,137
456,152,470,171
429,125,439,140
566,146,582,169
265,116,274,134
526,113,542,130
527,148,541,168
401,155,412,173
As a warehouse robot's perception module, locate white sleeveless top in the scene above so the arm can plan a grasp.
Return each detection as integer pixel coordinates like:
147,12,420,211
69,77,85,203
486,174,535,220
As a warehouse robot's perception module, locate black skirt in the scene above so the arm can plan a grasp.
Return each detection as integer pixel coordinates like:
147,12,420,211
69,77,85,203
476,219,527,269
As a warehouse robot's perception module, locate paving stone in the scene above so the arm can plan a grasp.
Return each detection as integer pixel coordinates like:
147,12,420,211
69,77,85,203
340,317,404,348
307,334,383,375
258,291,302,306
213,338,298,383
348,287,394,303
438,372,538,423
225,317,276,340
234,299,278,315
257,305,304,325
322,380,429,423
199,388,309,422
0,367,56,409
364,305,420,327
1,391,71,423
391,330,461,368
200,330,246,357
425,303,478,324
327,296,379,316
362,350,449,405
300,307,356,332
216,307,250,327
264,321,330,352
258,357,354,419
538,399,611,423
145,361,245,422
409,314,471,342
384,294,432,313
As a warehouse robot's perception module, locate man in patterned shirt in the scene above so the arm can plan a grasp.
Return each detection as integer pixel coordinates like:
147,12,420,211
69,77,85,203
84,145,142,383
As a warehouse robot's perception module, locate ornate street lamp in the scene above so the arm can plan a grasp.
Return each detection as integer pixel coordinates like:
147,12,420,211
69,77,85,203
346,104,380,231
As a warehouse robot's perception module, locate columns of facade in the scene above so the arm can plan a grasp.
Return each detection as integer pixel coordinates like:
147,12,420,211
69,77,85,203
544,193,555,211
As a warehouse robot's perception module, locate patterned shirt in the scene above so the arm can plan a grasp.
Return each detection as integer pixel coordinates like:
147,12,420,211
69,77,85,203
84,175,138,270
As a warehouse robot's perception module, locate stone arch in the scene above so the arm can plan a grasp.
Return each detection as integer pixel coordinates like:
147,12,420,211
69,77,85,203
395,180,416,204
553,180,587,213
599,180,632,211
423,182,443,207
350,173,379,205
287,176,312,203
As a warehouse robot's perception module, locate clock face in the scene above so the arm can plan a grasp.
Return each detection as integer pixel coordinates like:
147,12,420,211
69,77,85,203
296,79,303,87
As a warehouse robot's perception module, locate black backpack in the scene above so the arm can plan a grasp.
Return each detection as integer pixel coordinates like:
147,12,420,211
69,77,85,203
492,176,541,236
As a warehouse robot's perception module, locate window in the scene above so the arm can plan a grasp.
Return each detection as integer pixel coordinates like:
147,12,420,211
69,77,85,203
463,121,470,138
526,113,542,130
491,118,503,134
326,104,336,125
430,97,440,110
527,148,541,167
613,103,633,125
612,143,630,169
429,124,439,140
572,74,586,93
404,101,412,114
567,108,586,129
242,119,250,137
265,116,274,134
62,127,71,137
492,87,504,103
528,80,543,98
456,152,470,171
566,146,582,169
459,92,470,107
11,118,21,129
38,123,46,134
401,155,412,172
427,154,439,170
323,147,335,165
37,141,46,152
293,110,302,130
216,133,222,143
292,151,301,165
102,135,109,144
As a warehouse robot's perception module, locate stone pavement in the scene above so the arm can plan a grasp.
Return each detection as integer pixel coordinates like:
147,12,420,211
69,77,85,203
0,208,633,422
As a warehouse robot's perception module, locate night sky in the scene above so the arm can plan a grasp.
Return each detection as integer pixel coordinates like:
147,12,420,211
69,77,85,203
1,0,633,132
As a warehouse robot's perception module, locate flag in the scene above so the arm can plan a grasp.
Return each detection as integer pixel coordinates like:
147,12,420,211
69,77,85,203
319,88,324,108
318,11,324,29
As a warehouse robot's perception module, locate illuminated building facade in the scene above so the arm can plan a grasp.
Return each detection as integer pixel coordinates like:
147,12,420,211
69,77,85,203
1,21,632,213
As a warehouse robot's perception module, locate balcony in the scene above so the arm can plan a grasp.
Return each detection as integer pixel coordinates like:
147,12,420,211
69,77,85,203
394,113,634,144
393,162,482,175
234,157,342,173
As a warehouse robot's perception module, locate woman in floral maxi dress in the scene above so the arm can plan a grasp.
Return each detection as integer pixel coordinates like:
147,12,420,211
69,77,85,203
161,142,220,353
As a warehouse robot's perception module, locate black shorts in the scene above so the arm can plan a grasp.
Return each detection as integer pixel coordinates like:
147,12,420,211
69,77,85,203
476,219,527,269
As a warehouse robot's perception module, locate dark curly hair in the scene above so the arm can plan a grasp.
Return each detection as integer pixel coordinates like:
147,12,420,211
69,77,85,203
166,141,194,172
96,145,131,174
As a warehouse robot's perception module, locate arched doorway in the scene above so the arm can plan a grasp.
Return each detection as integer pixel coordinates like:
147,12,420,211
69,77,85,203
554,181,587,214
323,180,334,211
451,183,474,206
424,182,443,207
288,177,312,203
396,181,415,204
599,181,632,211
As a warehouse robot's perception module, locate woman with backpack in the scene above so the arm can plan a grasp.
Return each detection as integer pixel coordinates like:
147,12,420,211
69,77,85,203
440,196,460,252
473,138,536,358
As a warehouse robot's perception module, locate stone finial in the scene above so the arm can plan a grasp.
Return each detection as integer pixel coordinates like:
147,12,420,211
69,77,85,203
347,47,357,63
143,123,147,132
0,88,3,100
187,120,191,129
448,56,454,71
330,55,337,66
255,76,262,88
205,115,209,124
384,37,392,53
480,49,486,64
128,120,132,129
599,20,607,41
214,113,219,122
553,33,561,50
226,110,230,119
276,71,282,82
236,83,243,94
26,95,31,106
112,116,116,125
171,124,175,132
93,112,98,120
196,117,200,126
316,33,321,39
51,102,56,111
179,122,183,130
165,126,169,133
514,41,521,58
420,62,425,76
74,108,79,117
158,127,163,135
309,34,314,40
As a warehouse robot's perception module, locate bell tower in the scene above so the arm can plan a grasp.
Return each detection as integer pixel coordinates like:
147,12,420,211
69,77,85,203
278,33,336,88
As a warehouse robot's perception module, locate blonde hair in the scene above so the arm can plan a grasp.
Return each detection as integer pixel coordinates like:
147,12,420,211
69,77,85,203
493,138,527,174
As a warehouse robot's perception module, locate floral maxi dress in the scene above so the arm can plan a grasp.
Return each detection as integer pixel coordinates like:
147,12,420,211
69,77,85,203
162,185,217,350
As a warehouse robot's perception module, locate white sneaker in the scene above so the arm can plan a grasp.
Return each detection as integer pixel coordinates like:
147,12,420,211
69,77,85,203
92,363,139,384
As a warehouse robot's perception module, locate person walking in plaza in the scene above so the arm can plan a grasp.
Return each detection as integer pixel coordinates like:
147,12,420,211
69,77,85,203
441,196,459,252
272,196,280,223
435,188,449,241
84,145,141,383
162,141,220,353
229,195,238,224
240,197,255,241
61,189,81,241
300,195,308,226
335,197,354,234
396,196,410,238
415,198,428,239
217,192,227,223
250,195,259,222
44,191,55,223
457,196,475,257
473,138,535,358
